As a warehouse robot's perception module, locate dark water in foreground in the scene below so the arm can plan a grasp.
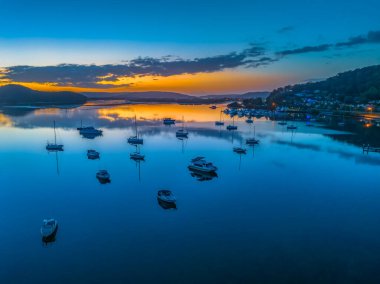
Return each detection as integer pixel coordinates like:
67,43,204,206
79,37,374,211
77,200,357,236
0,104,380,284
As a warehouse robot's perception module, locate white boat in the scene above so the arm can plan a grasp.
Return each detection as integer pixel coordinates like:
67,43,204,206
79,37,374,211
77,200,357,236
188,157,217,173
157,190,176,204
176,117,188,138
96,170,110,181
233,147,247,154
46,121,64,151
163,118,176,125
41,219,58,240
128,115,144,144
87,149,100,159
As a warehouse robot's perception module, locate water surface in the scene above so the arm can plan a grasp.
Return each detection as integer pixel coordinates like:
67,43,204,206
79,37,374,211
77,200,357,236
1,104,380,284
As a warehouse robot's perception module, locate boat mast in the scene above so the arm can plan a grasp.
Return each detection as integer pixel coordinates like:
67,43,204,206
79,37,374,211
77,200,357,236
54,120,57,144
133,115,138,137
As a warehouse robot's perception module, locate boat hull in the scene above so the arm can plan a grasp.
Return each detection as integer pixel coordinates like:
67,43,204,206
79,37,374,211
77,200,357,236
188,165,217,173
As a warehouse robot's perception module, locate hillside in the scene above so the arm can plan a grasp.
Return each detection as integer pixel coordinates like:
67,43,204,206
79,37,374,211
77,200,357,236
201,91,269,100
0,84,87,106
267,65,380,105
83,91,196,101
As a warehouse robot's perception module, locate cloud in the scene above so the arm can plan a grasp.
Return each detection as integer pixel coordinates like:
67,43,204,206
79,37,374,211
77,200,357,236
276,30,380,57
1,45,275,88
336,30,380,47
1,29,379,89
276,44,332,57
277,26,294,34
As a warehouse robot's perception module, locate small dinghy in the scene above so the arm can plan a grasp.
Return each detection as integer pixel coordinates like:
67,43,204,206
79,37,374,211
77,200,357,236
87,149,100,159
96,170,110,183
41,219,58,242
157,190,176,204
246,118,253,124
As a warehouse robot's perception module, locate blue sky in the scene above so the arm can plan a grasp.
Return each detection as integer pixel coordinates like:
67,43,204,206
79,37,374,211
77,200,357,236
0,0,379,94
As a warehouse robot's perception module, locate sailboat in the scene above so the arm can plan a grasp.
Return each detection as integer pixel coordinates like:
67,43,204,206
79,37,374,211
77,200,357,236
176,116,188,138
130,145,145,160
215,110,224,126
128,115,143,145
246,125,260,145
233,139,247,154
46,121,64,151
226,117,238,130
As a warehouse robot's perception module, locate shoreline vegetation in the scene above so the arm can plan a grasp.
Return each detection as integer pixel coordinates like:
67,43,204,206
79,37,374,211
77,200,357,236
0,65,379,116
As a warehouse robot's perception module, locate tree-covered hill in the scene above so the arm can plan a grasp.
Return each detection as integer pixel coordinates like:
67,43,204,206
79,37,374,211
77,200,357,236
267,65,380,105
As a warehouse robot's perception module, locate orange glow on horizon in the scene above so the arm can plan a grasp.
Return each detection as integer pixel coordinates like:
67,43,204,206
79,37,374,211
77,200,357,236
0,71,290,95
97,104,228,122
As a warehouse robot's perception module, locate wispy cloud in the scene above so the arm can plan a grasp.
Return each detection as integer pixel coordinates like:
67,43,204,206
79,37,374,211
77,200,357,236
276,30,380,57
336,30,380,47
276,44,332,57
277,26,294,34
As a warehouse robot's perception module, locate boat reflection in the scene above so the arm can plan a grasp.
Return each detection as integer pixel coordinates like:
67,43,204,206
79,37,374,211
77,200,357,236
42,226,58,245
80,132,103,139
189,169,218,181
157,198,177,210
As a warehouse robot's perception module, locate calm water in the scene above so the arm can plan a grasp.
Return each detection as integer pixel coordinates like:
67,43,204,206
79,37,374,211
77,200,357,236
1,104,380,284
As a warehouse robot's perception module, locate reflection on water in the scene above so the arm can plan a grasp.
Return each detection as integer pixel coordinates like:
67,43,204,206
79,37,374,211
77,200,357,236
1,103,380,283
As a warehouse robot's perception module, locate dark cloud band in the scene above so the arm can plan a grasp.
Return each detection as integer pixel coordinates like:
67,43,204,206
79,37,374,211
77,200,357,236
1,45,274,88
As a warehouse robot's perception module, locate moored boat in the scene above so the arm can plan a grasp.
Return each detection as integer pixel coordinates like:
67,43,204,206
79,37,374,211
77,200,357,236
46,121,64,151
130,151,145,160
246,138,260,145
163,118,176,125
233,147,247,154
96,170,110,183
287,125,297,130
41,219,58,242
188,157,217,173
87,149,100,159
128,115,144,144
157,189,176,204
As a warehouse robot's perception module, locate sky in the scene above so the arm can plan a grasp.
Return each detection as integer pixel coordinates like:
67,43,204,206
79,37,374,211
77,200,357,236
0,0,379,95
